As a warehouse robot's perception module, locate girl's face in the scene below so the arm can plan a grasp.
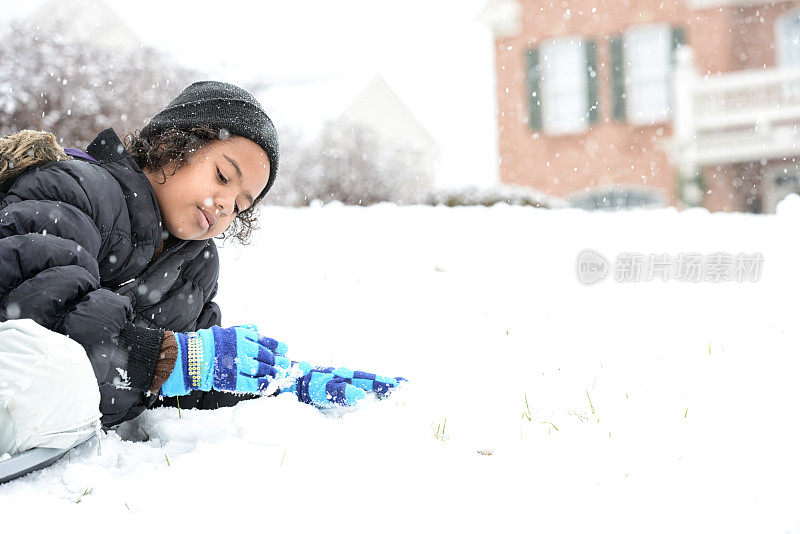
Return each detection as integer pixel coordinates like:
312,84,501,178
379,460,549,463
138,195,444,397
145,136,271,241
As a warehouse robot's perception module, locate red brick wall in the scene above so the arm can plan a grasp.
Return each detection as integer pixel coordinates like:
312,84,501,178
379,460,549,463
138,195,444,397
703,163,750,212
494,0,800,210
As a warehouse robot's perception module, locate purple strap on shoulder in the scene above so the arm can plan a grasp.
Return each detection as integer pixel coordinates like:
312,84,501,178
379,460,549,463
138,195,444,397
64,148,98,163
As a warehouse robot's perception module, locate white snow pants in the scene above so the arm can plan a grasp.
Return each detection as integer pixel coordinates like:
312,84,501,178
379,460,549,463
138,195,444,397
0,319,101,456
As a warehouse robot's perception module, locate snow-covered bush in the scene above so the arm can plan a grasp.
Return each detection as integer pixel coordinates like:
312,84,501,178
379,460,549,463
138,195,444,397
0,22,194,148
422,184,562,208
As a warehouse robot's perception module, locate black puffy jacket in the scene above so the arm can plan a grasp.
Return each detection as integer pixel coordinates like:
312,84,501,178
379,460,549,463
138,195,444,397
0,128,231,426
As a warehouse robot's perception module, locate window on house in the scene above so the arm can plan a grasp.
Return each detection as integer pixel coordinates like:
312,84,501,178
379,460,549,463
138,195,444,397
623,24,673,124
777,9,800,67
569,188,665,211
540,37,588,134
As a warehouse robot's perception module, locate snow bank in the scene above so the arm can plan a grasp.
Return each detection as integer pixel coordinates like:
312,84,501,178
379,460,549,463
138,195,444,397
1,204,799,533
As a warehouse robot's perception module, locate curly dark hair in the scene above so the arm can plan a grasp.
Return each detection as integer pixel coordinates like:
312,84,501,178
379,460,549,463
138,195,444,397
123,125,266,244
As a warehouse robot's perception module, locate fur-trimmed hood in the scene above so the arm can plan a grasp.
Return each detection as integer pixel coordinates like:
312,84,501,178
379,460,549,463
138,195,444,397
0,130,72,183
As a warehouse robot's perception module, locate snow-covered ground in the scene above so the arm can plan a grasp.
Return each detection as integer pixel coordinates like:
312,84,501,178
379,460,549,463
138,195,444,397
2,202,800,533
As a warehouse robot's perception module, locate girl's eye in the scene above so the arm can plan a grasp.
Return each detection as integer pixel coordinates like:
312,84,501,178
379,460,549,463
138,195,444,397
217,168,241,215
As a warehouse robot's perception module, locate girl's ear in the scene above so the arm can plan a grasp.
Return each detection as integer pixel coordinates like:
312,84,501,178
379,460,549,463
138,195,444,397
0,130,71,184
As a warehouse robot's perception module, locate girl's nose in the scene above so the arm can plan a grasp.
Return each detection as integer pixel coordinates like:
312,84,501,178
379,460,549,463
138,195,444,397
215,193,235,216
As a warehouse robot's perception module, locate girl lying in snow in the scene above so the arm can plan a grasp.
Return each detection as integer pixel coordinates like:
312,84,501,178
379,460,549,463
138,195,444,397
0,81,401,446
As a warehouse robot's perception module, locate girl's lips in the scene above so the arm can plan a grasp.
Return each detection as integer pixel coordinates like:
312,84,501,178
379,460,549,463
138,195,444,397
196,207,211,230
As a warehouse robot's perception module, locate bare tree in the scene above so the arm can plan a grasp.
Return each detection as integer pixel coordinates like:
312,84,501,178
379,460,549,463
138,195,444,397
0,22,195,148
267,124,432,206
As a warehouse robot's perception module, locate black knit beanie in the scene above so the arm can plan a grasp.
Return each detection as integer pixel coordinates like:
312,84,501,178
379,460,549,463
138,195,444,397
141,81,280,194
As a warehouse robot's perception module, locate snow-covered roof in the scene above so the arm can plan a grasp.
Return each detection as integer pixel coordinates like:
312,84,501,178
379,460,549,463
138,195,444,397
257,74,371,139
256,74,438,154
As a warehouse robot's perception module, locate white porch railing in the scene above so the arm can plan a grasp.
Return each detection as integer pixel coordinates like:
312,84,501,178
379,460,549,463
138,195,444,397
671,46,800,203
692,68,800,131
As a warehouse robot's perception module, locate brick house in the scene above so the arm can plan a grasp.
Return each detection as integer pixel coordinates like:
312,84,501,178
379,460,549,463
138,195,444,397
482,0,800,212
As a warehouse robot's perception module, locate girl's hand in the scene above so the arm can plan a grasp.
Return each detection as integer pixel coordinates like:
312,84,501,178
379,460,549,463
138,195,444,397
279,364,405,409
160,325,290,397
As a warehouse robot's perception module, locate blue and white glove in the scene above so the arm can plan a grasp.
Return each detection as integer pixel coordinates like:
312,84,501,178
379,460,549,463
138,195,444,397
278,363,404,409
160,324,289,397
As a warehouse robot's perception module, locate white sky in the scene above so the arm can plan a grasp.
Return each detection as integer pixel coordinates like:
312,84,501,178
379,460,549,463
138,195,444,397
0,0,500,188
